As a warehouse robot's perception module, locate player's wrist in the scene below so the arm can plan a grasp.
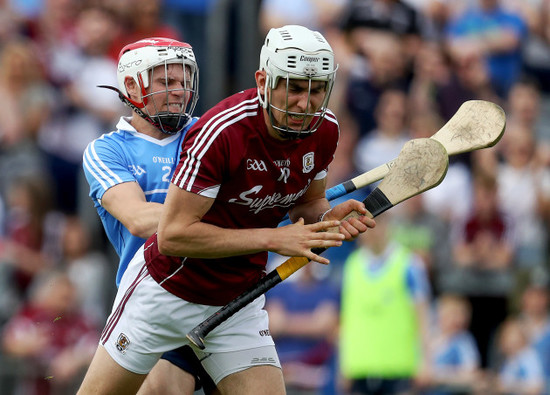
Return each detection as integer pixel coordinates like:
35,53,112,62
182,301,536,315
318,209,331,222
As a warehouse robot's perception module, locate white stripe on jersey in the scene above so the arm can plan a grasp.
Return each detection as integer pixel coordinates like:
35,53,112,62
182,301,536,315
197,185,220,198
314,170,328,180
324,109,340,164
83,149,109,191
83,137,124,191
174,96,259,190
324,109,339,126
186,111,256,188
144,189,169,196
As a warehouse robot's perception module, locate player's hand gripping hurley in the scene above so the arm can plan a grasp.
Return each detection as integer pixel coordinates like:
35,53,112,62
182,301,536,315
187,138,450,349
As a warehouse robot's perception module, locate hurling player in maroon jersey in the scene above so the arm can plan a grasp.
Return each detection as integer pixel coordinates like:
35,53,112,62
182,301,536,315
78,25,375,395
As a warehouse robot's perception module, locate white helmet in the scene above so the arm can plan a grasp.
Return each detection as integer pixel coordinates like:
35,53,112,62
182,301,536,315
103,37,199,135
258,25,337,139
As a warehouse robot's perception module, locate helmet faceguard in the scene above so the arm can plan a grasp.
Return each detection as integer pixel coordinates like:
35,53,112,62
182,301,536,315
258,25,337,139
103,37,199,135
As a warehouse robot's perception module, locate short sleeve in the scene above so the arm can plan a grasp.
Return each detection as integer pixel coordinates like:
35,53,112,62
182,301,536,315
83,137,136,204
172,126,228,197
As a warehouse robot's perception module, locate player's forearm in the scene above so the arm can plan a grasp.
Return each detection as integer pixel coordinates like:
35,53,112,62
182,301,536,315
102,182,165,239
119,202,164,239
288,176,330,224
157,221,276,258
158,218,343,259
288,197,330,224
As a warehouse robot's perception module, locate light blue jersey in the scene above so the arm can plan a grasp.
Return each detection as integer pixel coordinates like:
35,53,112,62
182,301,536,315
500,347,545,393
83,116,197,285
433,331,480,371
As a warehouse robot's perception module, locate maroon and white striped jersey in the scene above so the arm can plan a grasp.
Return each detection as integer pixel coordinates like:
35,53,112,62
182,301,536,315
145,88,339,305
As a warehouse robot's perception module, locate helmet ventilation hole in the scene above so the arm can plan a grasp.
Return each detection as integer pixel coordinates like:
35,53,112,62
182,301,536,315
287,56,297,69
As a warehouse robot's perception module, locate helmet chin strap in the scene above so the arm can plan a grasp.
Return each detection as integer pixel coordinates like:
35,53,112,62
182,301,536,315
98,85,189,135
150,112,190,134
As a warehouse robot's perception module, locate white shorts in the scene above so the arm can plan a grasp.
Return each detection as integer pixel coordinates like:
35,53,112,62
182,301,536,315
101,245,280,383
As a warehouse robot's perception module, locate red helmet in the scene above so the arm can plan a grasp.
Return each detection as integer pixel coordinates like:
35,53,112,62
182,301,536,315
109,37,199,135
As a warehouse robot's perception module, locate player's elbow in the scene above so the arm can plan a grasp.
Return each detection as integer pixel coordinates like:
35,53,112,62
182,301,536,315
157,240,172,256
157,229,182,256
126,222,155,239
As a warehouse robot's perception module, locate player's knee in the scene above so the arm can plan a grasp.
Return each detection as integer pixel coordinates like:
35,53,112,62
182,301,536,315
138,359,197,395
78,346,147,395
217,365,285,395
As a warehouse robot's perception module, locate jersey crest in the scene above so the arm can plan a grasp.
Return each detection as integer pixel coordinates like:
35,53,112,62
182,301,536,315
302,152,314,173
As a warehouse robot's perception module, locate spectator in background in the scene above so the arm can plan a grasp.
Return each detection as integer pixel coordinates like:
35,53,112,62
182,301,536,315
516,268,550,392
0,37,53,147
266,263,340,395
505,77,544,137
446,170,515,368
486,318,545,395
353,88,411,177
544,0,550,43
409,0,473,42
511,0,550,145
422,293,482,395
336,0,426,126
107,0,181,61
495,125,550,270
0,37,54,199
343,32,409,138
500,75,550,164
260,0,348,34
161,0,217,47
408,41,451,116
339,212,431,394
7,0,45,21
1,270,99,395
409,38,501,127
61,216,110,327
503,0,550,97
444,0,528,98
517,269,550,345
339,0,427,64
388,193,451,295
38,4,124,214
438,48,501,123
160,0,218,115
0,1,30,45
21,0,79,57
0,176,64,302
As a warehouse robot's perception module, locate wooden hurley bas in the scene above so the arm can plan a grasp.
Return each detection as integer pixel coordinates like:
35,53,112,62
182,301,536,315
187,138,450,350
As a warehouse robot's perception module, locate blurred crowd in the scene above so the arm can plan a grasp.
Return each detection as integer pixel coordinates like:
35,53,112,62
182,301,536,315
0,0,550,394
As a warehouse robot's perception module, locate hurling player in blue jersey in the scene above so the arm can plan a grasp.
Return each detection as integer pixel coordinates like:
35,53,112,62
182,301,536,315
82,37,216,395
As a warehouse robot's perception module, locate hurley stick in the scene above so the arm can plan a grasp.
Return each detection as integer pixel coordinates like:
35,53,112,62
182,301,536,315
324,100,505,202
187,138,449,349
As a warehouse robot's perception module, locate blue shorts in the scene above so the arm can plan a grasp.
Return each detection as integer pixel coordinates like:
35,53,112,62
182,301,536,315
161,345,216,393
